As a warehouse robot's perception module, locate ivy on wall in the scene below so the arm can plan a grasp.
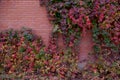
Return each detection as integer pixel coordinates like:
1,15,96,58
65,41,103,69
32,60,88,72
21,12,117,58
0,0,119,79
42,0,120,53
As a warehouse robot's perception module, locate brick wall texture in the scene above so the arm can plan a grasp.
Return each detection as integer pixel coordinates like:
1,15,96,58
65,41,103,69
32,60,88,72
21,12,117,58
0,0,52,45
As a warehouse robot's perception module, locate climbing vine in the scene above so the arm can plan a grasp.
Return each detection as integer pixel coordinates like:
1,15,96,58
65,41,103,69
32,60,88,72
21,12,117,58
44,0,120,53
0,28,78,79
45,0,82,48
42,0,120,79
0,0,120,79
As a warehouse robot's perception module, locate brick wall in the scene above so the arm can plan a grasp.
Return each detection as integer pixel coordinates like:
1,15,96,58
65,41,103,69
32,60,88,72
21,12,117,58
0,0,52,45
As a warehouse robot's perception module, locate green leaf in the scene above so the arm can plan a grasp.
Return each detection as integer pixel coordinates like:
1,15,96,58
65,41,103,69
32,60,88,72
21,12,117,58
66,18,71,24
94,45,100,53
55,12,61,18
36,49,45,59
24,33,33,41
19,46,26,53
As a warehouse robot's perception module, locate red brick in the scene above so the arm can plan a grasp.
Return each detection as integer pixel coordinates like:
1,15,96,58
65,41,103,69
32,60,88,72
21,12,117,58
0,0,52,46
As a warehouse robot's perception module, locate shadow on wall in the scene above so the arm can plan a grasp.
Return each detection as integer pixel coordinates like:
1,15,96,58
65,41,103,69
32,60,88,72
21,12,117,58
0,0,52,46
